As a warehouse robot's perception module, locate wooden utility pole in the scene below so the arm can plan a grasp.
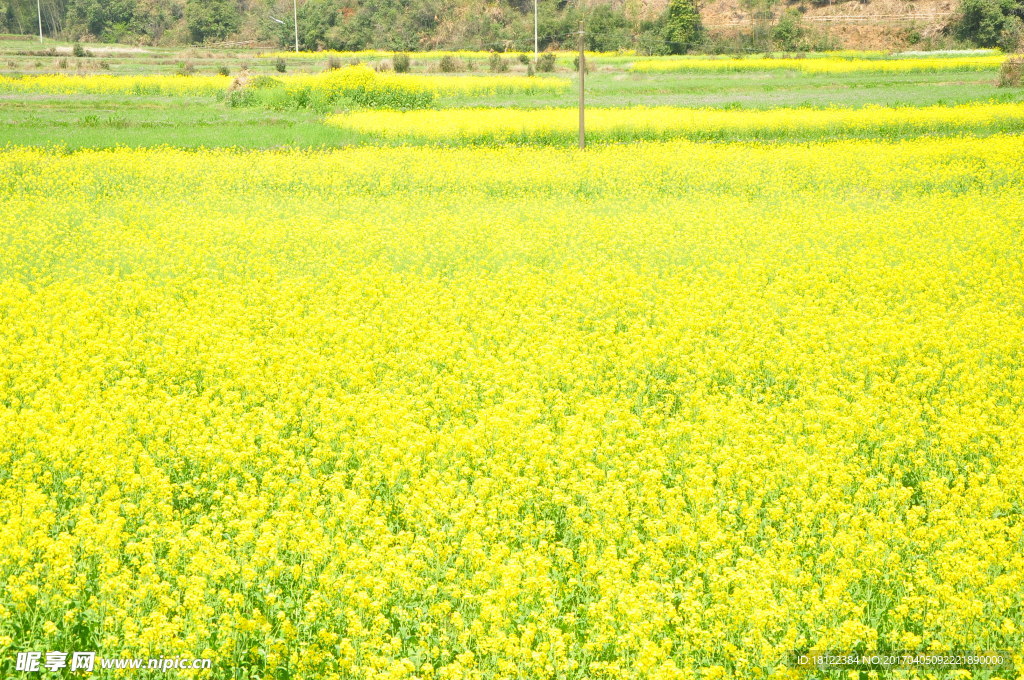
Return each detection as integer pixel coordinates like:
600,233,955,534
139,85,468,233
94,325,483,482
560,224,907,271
578,20,585,150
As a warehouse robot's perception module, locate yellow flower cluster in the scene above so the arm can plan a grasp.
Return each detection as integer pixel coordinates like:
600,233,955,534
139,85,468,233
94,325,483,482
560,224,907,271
284,66,568,97
325,101,1024,143
1,135,1023,678
0,66,568,99
386,73,569,96
630,54,1007,73
0,73,232,96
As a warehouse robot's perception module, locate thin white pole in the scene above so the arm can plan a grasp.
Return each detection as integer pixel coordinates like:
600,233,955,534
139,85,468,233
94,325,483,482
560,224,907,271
293,0,299,52
534,0,539,63
37,0,43,43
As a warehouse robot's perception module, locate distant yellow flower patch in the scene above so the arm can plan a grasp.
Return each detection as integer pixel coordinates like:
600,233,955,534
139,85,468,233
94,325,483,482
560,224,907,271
630,54,1006,73
0,66,569,99
325,102,1024,143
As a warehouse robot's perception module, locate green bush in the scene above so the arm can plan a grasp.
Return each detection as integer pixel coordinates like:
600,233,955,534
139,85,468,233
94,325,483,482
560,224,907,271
488,52,508,73
249,76,279,91
393,53,411,73
274,57,287,73
439,55,459,72
999,55,1023,85
537,52,556,72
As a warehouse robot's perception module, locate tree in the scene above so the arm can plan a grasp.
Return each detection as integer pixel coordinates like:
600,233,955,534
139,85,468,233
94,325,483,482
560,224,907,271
586,4,632,51
951,0,1024,46
185,0,239,42
66,0,134,38
771,9,804,50
741,0,778,51
663,0,703,54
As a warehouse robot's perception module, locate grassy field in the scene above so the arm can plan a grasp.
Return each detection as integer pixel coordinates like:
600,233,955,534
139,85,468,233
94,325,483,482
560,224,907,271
1,70,1021,150
1,35,1019,151
1,36,1023,680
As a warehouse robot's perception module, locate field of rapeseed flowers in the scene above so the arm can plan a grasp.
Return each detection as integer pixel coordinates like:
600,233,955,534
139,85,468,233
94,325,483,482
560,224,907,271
325,102,1024,144
0,66,568,100
1,134,1023,679
629,54,1007,74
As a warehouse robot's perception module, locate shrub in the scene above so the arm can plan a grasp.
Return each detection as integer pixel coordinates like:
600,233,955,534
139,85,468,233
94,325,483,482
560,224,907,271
250,75,283,89
393,53,411,73
274,57,287,73
326,56,342,71
57,57,69,69
537,52,557,72
218,65,230,76
72,42,86,58
177,61,196,76
488,52,508,73
439,55,460,72
999,55,1023,85
518,53,530,65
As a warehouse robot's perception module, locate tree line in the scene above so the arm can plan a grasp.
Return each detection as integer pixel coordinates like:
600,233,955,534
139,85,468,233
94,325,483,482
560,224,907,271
3,0,1018,53
0,0,707,53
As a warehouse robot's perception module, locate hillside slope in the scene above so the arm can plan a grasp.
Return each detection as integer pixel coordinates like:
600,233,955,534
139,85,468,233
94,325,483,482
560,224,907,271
582,0,954,48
